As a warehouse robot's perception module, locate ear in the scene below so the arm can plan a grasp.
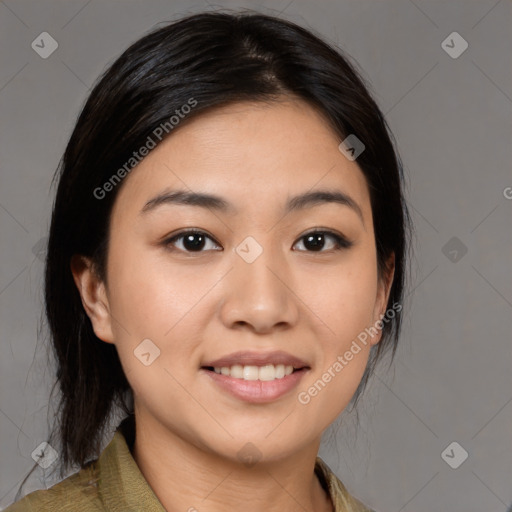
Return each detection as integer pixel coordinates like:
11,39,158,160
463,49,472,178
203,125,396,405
70,254,115,344
369,252,396,346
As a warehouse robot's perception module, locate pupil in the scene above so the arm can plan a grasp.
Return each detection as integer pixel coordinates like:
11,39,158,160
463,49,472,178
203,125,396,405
305,233,324,251
184,233,205,251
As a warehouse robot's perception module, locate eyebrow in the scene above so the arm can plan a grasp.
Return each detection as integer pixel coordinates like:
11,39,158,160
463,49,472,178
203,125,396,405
141,188,364,224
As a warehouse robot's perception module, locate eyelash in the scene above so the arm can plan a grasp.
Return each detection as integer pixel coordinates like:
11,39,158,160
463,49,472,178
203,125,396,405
163,228,353,254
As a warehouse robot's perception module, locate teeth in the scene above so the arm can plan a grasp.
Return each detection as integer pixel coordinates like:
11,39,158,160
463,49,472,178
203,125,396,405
275,364,285,379
212,364,295,381
243,365,259,380
231,364,243,379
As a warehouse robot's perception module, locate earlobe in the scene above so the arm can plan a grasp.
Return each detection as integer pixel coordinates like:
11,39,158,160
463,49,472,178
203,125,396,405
370,252,396,346
70,254,115,344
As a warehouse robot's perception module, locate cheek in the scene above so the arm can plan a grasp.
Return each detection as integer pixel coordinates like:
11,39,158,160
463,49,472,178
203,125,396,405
303,249,379,349
335,265,378,340
294,249,378,416
105,241,224,388
107,239,210,337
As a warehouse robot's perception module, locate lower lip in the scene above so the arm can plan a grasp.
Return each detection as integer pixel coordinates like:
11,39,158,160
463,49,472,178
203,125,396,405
201,368,308,404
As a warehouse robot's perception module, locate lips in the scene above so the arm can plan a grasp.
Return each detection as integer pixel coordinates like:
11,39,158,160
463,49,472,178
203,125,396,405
200,350,311,403
201,350,309,370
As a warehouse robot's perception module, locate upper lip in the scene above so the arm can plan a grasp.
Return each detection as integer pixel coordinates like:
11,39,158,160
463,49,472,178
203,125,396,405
202,350,310,369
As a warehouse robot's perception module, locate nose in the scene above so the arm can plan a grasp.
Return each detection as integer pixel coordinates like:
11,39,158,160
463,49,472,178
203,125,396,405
218,240,300,334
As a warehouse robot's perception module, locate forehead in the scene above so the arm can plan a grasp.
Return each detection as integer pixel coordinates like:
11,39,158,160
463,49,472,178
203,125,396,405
110,99,372,224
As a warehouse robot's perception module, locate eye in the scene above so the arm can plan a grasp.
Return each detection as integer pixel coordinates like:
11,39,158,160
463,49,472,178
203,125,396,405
293,230,353,252
163,228,353,254
164,230,221,253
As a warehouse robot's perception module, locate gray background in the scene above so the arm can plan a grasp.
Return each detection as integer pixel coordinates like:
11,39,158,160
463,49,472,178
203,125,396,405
1,0,511,510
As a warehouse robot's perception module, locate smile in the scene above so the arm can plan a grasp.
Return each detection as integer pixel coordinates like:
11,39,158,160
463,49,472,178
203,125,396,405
207,363,296,381
200,351,310,403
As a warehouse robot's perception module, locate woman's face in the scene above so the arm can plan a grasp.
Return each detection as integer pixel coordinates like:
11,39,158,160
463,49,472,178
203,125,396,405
77,99,393,463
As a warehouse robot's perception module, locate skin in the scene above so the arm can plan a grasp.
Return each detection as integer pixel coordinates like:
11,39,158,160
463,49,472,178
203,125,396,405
72,98,394,512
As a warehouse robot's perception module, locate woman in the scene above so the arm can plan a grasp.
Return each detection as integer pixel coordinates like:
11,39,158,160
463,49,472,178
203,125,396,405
7,10,410,512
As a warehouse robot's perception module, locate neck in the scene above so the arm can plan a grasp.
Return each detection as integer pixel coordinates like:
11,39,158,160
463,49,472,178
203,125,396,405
131,415,333,512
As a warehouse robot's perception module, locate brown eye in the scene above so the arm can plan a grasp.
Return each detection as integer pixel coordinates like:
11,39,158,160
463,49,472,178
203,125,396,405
164,230,222,253
293,230,353,252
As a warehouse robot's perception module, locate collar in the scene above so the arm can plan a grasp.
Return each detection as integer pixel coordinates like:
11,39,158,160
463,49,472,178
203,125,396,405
96,415,166,511
95,415,370,512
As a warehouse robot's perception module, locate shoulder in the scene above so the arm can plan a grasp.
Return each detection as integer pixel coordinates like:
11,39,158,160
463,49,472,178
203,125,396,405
3,461,103,512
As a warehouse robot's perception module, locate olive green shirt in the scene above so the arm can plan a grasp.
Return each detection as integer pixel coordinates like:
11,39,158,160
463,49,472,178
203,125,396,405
5,418,373,512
